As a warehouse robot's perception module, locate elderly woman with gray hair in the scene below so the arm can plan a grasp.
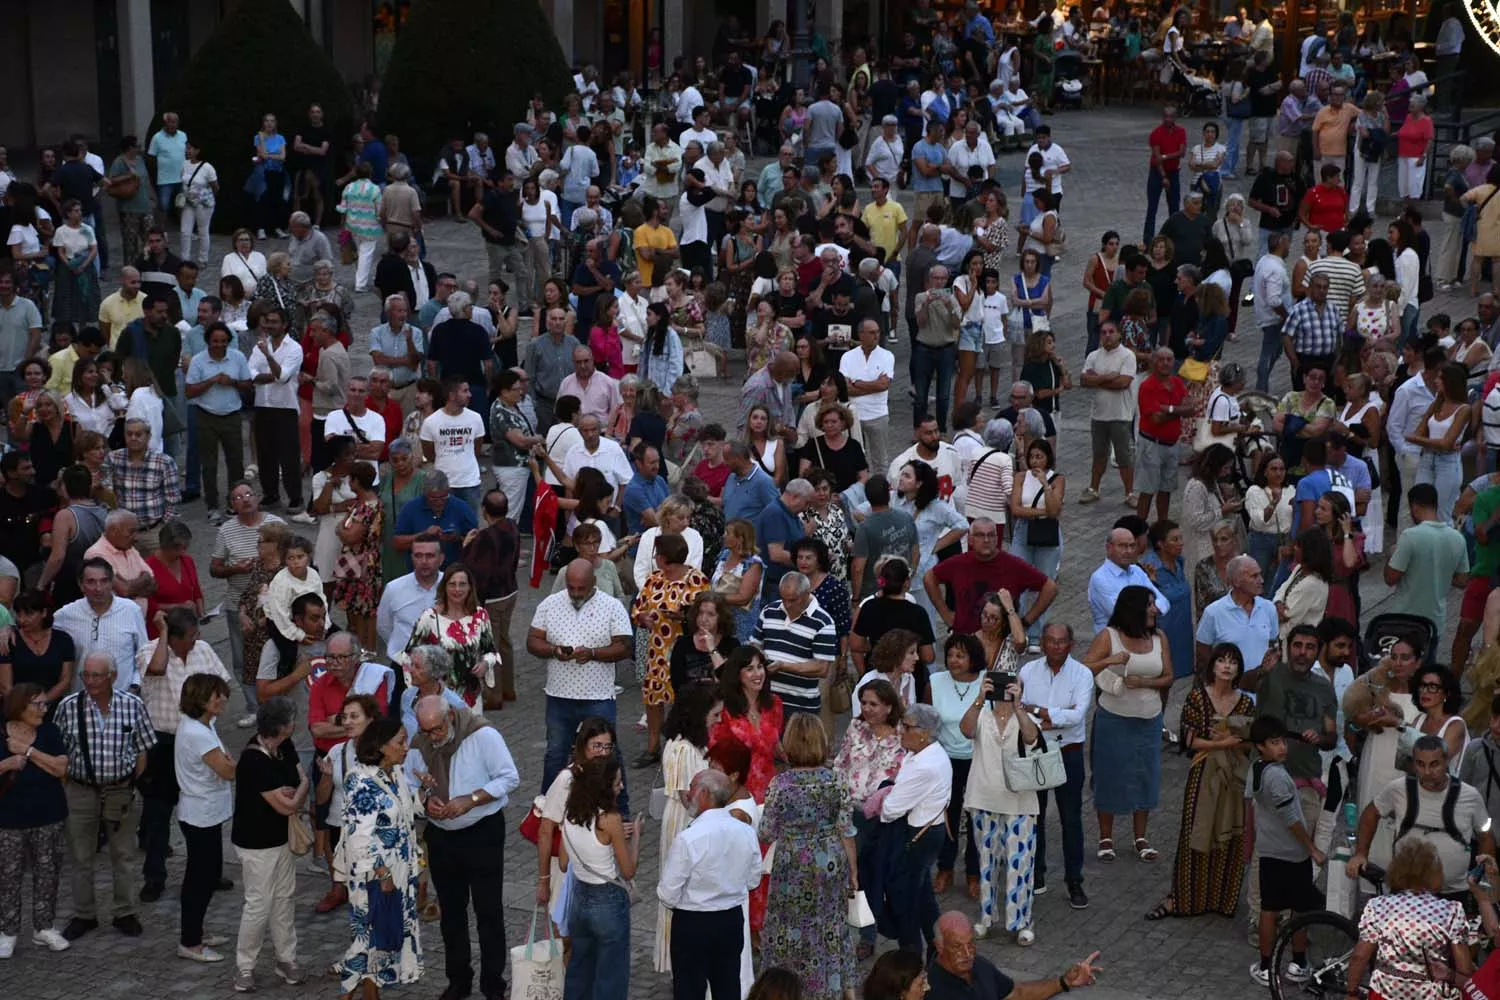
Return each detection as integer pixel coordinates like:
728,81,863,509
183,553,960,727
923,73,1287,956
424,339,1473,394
1437,144,1476,291
295,258,355,333
252,251,302,328
961,417,1016,526
1396,92,1434,207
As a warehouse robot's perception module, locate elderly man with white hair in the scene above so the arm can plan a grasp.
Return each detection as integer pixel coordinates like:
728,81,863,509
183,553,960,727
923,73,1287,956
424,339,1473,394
1195,552,1280,688
103,418,180,553
83,508,156,614
368,293,425,409
754,569,837,718
285,212,333,285
379,161,423,246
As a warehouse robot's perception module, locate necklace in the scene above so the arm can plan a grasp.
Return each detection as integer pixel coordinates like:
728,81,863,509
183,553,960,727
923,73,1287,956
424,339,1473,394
951,672,977,702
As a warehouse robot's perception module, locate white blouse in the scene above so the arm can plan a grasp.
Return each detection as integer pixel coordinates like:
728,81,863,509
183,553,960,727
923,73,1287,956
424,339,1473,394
220,250,268,298
126,387,164,454
1244,484,1294,535
964,707,1041,817
65,391,116,438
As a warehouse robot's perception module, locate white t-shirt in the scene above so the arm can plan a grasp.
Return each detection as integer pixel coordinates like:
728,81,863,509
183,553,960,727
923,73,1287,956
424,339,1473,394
1082,345,1138,423
174,715,233,828
679,192,708,245
420,407,486,488
839,346,895,421
1022,143,1070,195
946,140,996,197
981,292,1011,344
126,387,165,454
180,160,219,202
7,224,40,257
324,407,388,483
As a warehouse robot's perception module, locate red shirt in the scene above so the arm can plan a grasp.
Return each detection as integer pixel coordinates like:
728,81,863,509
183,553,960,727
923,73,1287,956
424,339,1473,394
693,457,732,497
930,550,1049,634
373,397,403,459
1149,123,1189,171
1138,374,1189,442
1303,183,1349,233
308,671,391,752
145,554,204,639
797,257,824,296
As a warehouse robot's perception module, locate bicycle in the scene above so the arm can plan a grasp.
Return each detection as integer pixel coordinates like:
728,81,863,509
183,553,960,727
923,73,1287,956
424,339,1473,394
1266,863,1385,1000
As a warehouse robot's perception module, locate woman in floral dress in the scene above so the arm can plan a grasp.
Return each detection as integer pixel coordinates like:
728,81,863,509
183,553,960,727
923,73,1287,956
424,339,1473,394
337,716,423,995
833,678,904,959
331,463,384,653
759,713,858,1000
712,520,764,643
401,564,501,708
799,470,853,582
746,300,792,374
633,532,710,765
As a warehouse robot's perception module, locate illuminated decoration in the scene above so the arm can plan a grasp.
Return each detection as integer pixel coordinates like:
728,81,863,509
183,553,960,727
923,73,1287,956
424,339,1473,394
1467,0,1500,56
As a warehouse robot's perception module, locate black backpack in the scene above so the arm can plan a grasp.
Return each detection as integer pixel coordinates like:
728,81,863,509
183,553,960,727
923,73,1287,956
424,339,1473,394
1395,774,1466,847
1359,128,1388,162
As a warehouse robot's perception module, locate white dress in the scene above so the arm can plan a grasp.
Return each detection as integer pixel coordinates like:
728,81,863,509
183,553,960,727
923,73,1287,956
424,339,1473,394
1358,691,1420,873
652,736,708,973
1338,399,1384,553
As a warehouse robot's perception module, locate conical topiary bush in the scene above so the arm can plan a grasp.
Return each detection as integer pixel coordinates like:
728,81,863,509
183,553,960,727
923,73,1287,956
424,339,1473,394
378,0,575,180
153,0,355,230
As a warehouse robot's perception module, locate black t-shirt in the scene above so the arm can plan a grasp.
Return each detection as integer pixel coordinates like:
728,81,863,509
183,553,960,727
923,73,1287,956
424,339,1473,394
55,160,101,215
1168,296,1200,359
798,435,868,492
481,188,521,246
1248,68,1281,118
720,65,753,100
809,305,857,366
869,79,903,121
232,738,300,849
1249,171,1305,231
773,292,806,324
0,485,57,570
0,628,75,697
0,723,67,829
670,633,740,692
296,126,330,173
629,411,666,455
853,595,934,702
427,319,493,385
927,956,1015,1000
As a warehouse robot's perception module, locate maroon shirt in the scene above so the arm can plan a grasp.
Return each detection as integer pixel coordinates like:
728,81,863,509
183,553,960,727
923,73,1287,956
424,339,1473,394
930,550,1049,634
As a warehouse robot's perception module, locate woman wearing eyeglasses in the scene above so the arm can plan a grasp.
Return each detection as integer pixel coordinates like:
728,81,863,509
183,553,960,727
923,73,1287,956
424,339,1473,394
0,683,72,957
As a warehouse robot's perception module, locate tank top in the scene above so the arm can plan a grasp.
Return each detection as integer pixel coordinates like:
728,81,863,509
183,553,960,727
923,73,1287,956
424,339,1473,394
1098,628,1165,719
754,438,780,478
1426,407,1459,447
57,502,108,605
1087,253,1118,311
562,817,620,885
1353,302,1391,342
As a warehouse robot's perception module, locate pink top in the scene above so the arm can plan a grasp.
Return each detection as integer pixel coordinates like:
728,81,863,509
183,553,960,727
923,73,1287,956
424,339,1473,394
1396,115,1433,159
832,718,906,805
589,325,625,378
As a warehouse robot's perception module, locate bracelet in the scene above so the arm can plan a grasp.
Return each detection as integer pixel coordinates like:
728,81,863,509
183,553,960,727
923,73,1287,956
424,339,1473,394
540,875,551,882
1058,975,1072,994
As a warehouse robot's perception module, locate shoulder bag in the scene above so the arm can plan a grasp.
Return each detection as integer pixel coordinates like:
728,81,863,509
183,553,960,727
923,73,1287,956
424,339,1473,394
1023,471,1060,548
1002,725,1067,792
176,162,206,210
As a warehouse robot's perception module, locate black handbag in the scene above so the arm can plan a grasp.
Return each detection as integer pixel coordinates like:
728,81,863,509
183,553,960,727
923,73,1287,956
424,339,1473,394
1024,471,1060,548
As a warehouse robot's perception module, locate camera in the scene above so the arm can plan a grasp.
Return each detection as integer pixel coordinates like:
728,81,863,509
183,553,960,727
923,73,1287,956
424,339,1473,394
987,671,1016,702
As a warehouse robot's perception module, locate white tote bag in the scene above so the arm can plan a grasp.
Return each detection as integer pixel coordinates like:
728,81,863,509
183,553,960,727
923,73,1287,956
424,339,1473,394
510,907,565,1000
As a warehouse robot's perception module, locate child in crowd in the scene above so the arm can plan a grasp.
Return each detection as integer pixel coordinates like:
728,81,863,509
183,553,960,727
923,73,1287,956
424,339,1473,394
980,269,1012,406
263,534,324,669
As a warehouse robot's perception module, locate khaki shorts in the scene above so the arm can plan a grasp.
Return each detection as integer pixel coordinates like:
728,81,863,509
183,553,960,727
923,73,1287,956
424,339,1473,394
1090,420,1134,467
1135,435,1180,494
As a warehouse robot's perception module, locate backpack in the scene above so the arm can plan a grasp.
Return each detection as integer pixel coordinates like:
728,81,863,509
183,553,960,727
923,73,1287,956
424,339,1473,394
1359,128,1388,162
1395,773,1466,847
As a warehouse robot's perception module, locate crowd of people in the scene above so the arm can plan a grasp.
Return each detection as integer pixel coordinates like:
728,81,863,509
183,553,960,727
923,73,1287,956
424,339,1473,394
6,2,1500,1000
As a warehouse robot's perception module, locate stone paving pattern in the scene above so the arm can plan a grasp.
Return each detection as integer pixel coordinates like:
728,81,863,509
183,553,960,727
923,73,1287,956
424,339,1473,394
3,105,1464,999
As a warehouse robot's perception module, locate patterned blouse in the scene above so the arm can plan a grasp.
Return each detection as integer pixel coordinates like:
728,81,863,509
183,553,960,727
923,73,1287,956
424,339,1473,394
1357,891,1467,1000
832,718,905,805
802,502,852,582
634,568,711,705
402,607,501,705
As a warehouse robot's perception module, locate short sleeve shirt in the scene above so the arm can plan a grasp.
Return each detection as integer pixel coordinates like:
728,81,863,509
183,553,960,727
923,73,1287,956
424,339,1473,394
420,408,486,488
930,550,1048,633
1372,778,1490,893
531,589,633,700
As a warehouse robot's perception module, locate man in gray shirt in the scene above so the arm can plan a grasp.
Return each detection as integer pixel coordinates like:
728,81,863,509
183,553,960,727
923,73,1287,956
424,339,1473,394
525,306,583,432
803,88,845,168
286,212,334,285
849,475,919,602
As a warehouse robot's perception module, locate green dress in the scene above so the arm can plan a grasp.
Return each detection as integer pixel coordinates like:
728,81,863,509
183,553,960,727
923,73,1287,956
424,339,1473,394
379,467,427,585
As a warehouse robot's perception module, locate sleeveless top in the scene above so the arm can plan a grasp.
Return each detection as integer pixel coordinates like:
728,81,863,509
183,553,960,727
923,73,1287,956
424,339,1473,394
57,502,108,605
562,816,621,885
1425,407,1459,449
1098,628,1165,719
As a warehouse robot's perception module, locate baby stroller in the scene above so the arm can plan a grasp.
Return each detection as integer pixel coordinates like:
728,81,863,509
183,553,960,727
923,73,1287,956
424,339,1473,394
1361,613,1439,675
1167,58,1222,119
1055,76,1087,111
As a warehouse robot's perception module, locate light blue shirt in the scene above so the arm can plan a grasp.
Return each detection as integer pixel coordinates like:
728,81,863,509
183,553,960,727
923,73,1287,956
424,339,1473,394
403,724,520,831
376,573,441,663
399,686,469,745
1087,560,1170,635
369,321,426,388
723,465,781,523
757,162,785,209
640,328,683,397
181,322,209,361
1195,592,1280,678
176,287,206,323
186,348,252,416
911,140,947,193
561,144,600,203
148,129,188,185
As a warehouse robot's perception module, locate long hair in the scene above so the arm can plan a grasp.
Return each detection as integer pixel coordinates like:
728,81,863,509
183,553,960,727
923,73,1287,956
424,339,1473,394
570,716,616,772
661,682,720,750
434,563,479,617
1108,585,1157,639
647,302,672,357
901,460,938,511
719,645,774,716
564,755,621,827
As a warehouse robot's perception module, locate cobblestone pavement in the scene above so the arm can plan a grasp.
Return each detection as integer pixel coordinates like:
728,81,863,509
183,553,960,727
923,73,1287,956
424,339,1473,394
4,105,1463,999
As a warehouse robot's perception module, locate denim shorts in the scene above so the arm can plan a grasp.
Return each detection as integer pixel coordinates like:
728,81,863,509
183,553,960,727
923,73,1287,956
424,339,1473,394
959,321,985,352
1135,435,1180,494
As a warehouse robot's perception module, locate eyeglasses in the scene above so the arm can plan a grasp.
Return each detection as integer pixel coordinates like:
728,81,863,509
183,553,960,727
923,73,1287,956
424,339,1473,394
325,652,356,662
1418,681,1445,692
586,740,615,752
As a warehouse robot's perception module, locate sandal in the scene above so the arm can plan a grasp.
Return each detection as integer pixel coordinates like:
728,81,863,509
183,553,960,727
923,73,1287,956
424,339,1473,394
1096,838,1116,862
1144,898,1176,921
1135,837,1159,862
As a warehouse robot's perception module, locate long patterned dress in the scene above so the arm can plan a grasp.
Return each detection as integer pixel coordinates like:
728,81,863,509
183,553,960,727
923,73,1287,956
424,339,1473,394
338,762,423,992
758,767,857,1000
331,498,383,616
711,697,784,933
1168,687,1252,917
634,568,710,708
401,607,501,707
238,561,279,686
652,736,708,973
802,502,852,582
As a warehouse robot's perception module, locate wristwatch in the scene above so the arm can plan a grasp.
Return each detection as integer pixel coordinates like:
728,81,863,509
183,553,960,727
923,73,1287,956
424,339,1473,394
470,791,482,805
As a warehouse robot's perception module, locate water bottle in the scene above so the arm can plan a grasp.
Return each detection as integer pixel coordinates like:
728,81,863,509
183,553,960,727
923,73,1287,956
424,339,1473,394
1343,801,1358,850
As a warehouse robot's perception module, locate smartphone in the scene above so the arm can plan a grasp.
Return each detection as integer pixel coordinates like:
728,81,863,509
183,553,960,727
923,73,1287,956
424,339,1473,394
554,645,575,659
1470,862,1490,887
987,671,1016,702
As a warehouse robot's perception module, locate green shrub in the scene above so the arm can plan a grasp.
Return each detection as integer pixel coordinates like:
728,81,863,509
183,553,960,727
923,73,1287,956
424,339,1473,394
153,0,354,231
378,0,574,178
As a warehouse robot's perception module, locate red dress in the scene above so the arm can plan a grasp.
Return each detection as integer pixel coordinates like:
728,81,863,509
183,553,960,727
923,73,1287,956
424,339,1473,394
710,696,784,932
146,554,204,639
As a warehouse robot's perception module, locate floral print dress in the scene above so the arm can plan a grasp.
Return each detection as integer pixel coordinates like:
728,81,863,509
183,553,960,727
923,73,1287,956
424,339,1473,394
337,762,423,993
331,498,383,616
635,568,711,706
401,608,501,707
802,502,852,581
238,561,279,686
746,321,791,374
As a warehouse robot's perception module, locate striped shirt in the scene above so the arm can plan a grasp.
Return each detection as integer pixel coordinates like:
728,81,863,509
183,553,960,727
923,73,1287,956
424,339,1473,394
55,596,151,693
754,597,838,714
137,638,233,735
210,514,285,606
1304,255,1366,324
53,689,157,785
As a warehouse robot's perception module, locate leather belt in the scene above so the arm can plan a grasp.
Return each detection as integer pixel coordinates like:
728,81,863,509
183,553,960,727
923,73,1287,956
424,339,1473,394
1061,742,1084,752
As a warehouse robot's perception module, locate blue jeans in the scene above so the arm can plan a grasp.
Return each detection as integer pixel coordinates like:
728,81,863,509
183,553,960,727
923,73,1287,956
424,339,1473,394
451,484,483,519
1401,302,1420,348
1038,253,1054,277
1417,450,1463,521
1225,118,1247,175
1247,530,1283,588
564,880,632,1000
158,183,181,216
911,342,956,432
1036,745,1086,887
1085,310,1101,358
1256,322,1284,392
1143,169,1180,245
1010,527,1062,642
544,695,629,816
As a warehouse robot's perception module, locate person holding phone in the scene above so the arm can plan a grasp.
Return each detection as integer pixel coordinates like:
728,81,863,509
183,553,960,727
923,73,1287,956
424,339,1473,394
959,667,1042,945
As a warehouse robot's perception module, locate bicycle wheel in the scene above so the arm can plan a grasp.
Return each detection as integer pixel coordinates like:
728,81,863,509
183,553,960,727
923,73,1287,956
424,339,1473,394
1269,909,1364,1000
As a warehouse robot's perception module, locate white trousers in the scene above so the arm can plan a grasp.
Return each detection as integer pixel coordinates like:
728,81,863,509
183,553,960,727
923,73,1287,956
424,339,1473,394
179,205,214,264
1398,156,1427,200
235,844,298,972
493,465,530,522
1348,157,1381,215
354,237,378,293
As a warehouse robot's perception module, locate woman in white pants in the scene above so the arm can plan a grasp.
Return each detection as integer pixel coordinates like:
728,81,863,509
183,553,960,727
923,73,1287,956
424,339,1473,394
178,142,218,265
230,697,309,993
1349,91,1388,216
1396,94,1434,205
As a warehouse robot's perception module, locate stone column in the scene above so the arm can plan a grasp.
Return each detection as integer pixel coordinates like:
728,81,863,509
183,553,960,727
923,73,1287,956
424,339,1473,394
814,0,843,62
117,0,154,134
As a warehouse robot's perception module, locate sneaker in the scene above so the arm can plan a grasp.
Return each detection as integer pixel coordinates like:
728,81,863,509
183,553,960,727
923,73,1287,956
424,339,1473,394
973,920,991,939
1017,928,1035,946
1033,875,1047,895
178,944,225,963
255,229,267,240
207,509,226,526
288,509,317,525
1249,963,1270,987
274,229,289,239
275,961,306,985
1285,962,1312,983
885,333,898,343
140,881,165,903
61,917,98,941
1221,171,1238,180
235,714,257,729
233,968,256,992
0,934,14,959
1078,487,1100,504
1068,883,1089,909
1123,492,1139,507
33,928,70,951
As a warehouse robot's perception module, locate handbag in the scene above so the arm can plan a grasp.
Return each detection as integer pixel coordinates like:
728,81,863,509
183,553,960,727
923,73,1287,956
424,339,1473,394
847,889,876,928
519,794,563,856
1001,727,1067,792
828,659,854,715
176,162,206,209
1178,356,1211,382
367,878,405,951
648,759,667,821
509,906,565,1000
1023,472,1060,548
287,812,315,856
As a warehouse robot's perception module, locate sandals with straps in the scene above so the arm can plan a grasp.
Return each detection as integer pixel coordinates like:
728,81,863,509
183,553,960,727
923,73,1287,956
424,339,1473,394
1135,837,1159,862
1096,838,1116,862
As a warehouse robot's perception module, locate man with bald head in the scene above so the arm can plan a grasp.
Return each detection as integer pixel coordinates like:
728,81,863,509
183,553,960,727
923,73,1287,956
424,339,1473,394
658,768,762,999
1087,528,1171,635
528,558,634,796
556,344,621,422
1196,553,1280,689
927,518,1056,635
406,694,518,1000
927,910,1103,999
739,349,799,435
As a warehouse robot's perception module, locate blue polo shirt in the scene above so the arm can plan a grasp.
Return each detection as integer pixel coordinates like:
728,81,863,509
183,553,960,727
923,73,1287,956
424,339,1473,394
186,348,252,416
723,465,781,523
1291,465,1356,535
622,473,669,537
755,499,805,597
395,495,478,567
1195,592,1280,679
911,140,947,193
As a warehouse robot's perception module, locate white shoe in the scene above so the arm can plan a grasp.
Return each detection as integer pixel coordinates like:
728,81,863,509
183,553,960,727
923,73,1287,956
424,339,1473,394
243,464,258,482
973,920,991,939
0,934,15,958
203,933,231,947
32,928,69,952
288,510,318,525
236,714,257,729
178,944,225,962
1249,963,1270,987
255,229,267,240
1017,928,1035,947
1285,962,1311,983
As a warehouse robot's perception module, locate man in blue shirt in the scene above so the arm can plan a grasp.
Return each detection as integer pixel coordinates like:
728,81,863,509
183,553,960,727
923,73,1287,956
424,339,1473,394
1196,554,1281,687
723,442,781,522
394,469,478,567
622,444,669,538
184,319,252,521
358,121,389,186
755,479,812,598
910,120,949,232
1087,528,1170,634
1291,435,1356,536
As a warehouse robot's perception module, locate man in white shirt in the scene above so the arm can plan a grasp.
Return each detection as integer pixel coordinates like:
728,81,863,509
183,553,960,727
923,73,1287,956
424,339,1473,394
676,83,706,134
377,537,444,663
680,106,719,156
247,305,306,514
504,123,539,181
878,702,951,955
1018,623,1094,908
944,121,996,202
465,132,497,181
657,770,763,999
840,319,895,475
1251,233,1292,391
420,378,487,513
1435,2,1465,110
560,414,634,504
641,123,684,206
323,376,387,483
53,558,150,694
1023,127,1071,206
557,347,622,424
887,416,962,500
1388,346,1440,527
1086,528,1170,634
1080,321,1138,506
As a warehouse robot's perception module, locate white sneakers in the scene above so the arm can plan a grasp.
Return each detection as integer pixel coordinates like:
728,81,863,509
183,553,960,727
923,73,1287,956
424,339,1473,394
178,944,225,963
0,934,15,959
0,929,69,957
1017,928,1036,947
